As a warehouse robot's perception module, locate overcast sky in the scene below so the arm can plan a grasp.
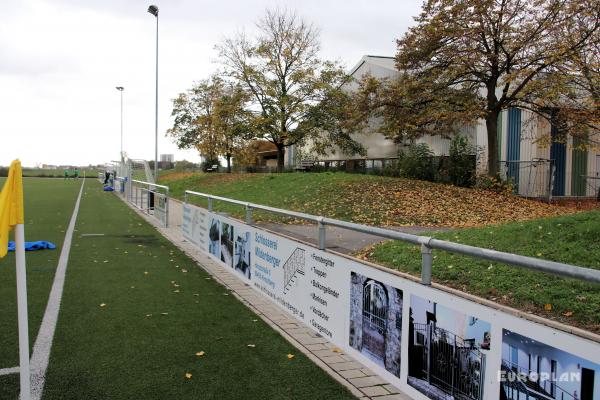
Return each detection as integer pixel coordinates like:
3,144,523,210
0,0,423,167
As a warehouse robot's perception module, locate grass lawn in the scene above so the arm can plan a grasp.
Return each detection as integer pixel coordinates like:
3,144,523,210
0,178,82,399
159,171,580,227
364,209,600,334
2,179,355,399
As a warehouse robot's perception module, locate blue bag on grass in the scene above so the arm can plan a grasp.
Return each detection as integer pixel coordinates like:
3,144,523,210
7,241,56,252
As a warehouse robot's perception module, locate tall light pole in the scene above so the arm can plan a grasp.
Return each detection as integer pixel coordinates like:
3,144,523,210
115,86,124,160
147,4,159,181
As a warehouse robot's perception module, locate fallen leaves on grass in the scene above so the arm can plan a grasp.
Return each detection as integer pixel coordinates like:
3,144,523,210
185,373,192,379
196,351,205,357
292,177,578,227
287,354,295,359
99,303,106,308
247,344,256,348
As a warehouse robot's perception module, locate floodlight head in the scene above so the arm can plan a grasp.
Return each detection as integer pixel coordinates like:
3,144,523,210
147,5,159,17
115,86,124,91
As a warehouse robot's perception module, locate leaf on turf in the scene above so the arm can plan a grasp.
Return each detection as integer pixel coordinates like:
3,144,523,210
100,303,107,307
196,351,205,357
160,312,169,316
544,303,552,311
185,373,192,379
145,314,152,318
182,269,188,273
287,354,295,359
144,271,149,275
247,344,256,348
174,290,180,293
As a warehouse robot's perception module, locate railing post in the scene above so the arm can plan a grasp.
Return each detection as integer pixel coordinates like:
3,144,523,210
245,203,253,225
318,217,326,250
207,196,213,212
165,190,169,228
420,241,433,285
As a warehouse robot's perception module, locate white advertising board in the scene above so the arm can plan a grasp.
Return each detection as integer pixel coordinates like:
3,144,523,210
183,205,600,400
182,203,208,249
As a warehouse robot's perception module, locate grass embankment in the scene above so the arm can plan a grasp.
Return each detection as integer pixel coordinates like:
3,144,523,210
0,178,82,398
37,181,354,399
363,210,600,334
160,171,579,227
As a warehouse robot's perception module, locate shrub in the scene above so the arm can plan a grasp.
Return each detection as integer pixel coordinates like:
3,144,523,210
475,175,515,195
448,135,476,187
200,157,220,172
397,143,435,181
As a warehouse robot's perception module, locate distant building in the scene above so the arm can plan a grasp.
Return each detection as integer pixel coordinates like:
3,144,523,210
160,154,174,163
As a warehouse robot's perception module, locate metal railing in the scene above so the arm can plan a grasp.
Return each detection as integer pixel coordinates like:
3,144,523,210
130,179,169,227
184,189,600,285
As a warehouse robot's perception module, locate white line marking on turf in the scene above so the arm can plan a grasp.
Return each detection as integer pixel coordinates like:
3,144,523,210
25,180,85,400
0,366,19,376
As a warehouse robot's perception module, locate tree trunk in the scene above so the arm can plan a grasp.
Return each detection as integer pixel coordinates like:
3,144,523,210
276,144,285,173
485,110,500,177
226,154,231,173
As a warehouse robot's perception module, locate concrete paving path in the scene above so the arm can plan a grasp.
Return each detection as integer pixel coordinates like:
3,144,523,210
124,196,413,399
168,198,450,255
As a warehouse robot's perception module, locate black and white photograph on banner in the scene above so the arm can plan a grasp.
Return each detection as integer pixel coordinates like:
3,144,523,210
233,229,252,279
408,295,491,400
220,222,234,267
208,218,220,259
500,329,599,400
349,272,403,377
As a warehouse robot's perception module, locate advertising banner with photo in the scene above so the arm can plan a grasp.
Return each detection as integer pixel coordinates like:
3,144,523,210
181,204,600,400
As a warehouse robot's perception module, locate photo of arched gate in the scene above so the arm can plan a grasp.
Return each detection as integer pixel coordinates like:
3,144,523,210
362,280,388,362
412,323,485,400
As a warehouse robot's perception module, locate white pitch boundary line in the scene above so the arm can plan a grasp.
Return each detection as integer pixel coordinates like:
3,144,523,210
0,366,19,376
23,180,85,400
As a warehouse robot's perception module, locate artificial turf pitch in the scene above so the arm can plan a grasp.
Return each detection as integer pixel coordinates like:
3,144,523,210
0,179,354,399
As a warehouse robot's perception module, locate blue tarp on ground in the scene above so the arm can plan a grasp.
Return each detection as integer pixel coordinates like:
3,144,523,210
103,186,114,191
7,241,56,252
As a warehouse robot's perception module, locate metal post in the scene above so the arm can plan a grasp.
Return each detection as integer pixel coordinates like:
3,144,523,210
207,197,213,212
153,12,159,182
164,190,169,228
120,89,123,158
318,218,326,250
421,243,433,285
245,203,253,225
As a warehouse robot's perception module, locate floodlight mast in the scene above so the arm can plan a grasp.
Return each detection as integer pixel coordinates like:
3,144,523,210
147,5,159,181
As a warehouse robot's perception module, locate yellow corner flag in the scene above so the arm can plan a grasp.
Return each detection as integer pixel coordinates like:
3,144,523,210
0,159,24,258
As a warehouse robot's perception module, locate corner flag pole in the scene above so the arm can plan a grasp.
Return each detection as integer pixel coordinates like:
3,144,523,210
0,160,31,400
15,222,31,400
